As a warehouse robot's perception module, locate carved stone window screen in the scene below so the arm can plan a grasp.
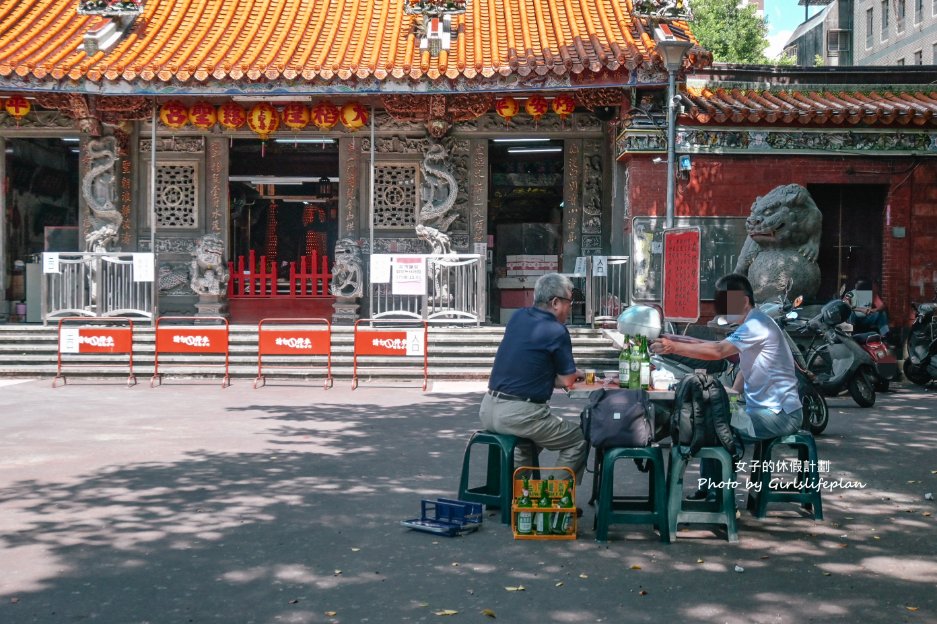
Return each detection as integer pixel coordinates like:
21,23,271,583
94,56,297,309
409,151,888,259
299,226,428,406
148,162,199,229
373,163,419,229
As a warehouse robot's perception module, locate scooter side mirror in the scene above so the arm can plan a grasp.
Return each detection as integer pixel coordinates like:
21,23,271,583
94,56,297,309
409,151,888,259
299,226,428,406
786,311,799,320
793,295,803,308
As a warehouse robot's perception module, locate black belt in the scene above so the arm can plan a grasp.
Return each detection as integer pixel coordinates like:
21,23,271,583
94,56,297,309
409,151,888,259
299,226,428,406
488,390,546,404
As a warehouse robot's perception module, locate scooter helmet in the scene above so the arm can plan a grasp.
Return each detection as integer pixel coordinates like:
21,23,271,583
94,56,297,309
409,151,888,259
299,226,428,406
821,299,852,326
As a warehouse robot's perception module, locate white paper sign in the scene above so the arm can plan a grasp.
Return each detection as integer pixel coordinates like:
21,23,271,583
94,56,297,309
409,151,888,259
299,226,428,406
370,254,392,284
406,329,425,356
574,257,587,277
473,243,487,258
60,328,80,353
592,256,608,277
392,257,426,296
43,253,60,274
133,253,155,282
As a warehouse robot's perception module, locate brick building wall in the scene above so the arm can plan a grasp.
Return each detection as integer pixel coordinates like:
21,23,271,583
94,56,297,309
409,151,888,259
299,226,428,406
621,154,937,327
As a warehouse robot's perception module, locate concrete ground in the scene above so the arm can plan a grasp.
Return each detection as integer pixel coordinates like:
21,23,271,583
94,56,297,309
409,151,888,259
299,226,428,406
0,376,935,624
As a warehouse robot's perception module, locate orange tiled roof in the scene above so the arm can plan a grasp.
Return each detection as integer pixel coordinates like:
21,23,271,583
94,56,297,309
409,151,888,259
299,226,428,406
681,87,937,127
0,0,705,88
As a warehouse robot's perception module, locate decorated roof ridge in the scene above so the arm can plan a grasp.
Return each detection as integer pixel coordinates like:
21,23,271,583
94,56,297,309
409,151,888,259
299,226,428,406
0,0,710,89
686,80,937,94
677,86,937,127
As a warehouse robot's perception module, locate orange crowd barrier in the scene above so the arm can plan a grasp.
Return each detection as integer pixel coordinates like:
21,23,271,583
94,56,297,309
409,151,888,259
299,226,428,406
53,317,136,388
151,316,230,388
255,317,333,388
352,319,428,391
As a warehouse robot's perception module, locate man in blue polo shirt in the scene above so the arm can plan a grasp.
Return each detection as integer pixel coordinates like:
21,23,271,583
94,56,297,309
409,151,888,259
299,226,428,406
479,273,587,484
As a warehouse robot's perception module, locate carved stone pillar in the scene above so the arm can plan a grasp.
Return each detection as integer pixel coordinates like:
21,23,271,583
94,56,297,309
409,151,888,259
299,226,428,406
562,139,583,271
339,136,361,241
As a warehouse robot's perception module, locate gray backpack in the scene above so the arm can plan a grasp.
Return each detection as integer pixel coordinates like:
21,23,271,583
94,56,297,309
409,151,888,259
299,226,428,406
579,388,653,449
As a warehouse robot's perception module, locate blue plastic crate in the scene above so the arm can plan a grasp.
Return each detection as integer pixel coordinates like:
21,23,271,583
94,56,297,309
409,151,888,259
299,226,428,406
400,498,483,536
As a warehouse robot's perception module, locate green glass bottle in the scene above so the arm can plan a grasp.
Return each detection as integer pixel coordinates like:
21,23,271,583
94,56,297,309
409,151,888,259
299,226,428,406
551,480,574,534
618,335,630,388
628,337,641,390
639,336,651,390
516,477,533,536
535,479,553,535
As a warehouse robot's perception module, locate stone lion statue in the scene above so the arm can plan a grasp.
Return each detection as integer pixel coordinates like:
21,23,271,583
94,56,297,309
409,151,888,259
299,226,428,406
330,238,364,299
734,184,822,303
190,233,229,296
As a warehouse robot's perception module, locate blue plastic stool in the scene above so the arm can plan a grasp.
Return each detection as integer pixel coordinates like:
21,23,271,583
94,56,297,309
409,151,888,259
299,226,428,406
457,431,539,524
594,446,669,542
666,446,739,543
746,432,823,520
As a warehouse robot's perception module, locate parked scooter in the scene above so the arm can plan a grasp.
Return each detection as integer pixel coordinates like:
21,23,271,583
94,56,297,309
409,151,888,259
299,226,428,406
903,297,937,387
786,299,878,407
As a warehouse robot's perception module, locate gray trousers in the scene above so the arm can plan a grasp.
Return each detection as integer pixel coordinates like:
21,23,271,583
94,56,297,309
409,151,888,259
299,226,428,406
478,392,588,484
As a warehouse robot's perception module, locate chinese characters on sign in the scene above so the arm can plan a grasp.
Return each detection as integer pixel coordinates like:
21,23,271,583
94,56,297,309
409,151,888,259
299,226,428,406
662,228,701,323
392,257,427,296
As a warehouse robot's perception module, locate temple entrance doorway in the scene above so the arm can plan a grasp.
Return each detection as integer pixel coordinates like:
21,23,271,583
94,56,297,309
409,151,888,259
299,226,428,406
486,138,564,324
807,183,887,301
228,137,339,269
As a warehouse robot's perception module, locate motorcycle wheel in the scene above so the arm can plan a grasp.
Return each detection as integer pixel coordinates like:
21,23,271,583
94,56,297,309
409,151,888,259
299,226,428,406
848,368,876,407
799,382,829,435
903,358,933,387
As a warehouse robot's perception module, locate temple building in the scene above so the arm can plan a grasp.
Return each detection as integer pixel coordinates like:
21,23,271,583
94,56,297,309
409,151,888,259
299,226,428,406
0,0,934,329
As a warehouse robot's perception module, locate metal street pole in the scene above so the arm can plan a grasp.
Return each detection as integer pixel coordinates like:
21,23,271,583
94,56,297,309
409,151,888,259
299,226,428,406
655,37,692,230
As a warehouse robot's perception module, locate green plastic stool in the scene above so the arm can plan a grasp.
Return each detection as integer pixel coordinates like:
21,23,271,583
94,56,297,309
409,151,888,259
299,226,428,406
746,432,823,520
666,446,739,543
594,446,669,543
457,431,538,525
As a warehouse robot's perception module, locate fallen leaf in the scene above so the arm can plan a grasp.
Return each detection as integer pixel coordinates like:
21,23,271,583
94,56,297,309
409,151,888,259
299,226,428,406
504,585,525,592
418,602,430,608
333,569,342,575
579,573,589,579
906,606,919,612
325,612,337,617
759,556,770,560
555,582,564,587
838,544,849,548
696,558,704,564
630,565,642,570
451,562,460,567
931,470,937,474
873,536,881,540
907,480,920,484
481,608,497,618
434,609,459,616
289,599,300,604
823,572,832,576
923,512,932,517
639,590,648,596
351,547,361,552
734,565,745,573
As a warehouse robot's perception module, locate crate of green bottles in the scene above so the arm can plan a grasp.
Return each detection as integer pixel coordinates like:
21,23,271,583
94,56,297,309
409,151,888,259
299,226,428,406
511,467,577,540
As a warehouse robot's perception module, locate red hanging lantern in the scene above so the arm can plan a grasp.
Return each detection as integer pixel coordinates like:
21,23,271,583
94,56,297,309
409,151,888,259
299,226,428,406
281,103,310,131
339,102,368,131
247,102,280,140
247,102,280,156
188,101,217,131
217,102,246,130
310,101,340,131
525,95,549,122
159,100,189,129
495,96,519,124
4,95,30,122
551,94,576,121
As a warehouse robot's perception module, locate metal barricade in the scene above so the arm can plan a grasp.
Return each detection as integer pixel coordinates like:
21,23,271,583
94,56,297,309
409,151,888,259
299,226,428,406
255,318,333,389
587,256,629,327
352,318,428,390
53,317,136,388
43,252,154,323
370,254,482,326
151,316,230,388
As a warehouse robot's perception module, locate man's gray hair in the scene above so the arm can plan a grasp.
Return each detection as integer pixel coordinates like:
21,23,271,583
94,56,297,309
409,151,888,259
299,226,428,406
534,273,573,305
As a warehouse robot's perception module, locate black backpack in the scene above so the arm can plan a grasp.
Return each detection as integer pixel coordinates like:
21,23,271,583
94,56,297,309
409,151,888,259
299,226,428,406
579,388,653,449
670,372,743,461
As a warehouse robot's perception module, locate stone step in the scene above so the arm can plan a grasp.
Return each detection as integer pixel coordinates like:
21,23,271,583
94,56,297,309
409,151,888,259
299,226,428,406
0,323,619,380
